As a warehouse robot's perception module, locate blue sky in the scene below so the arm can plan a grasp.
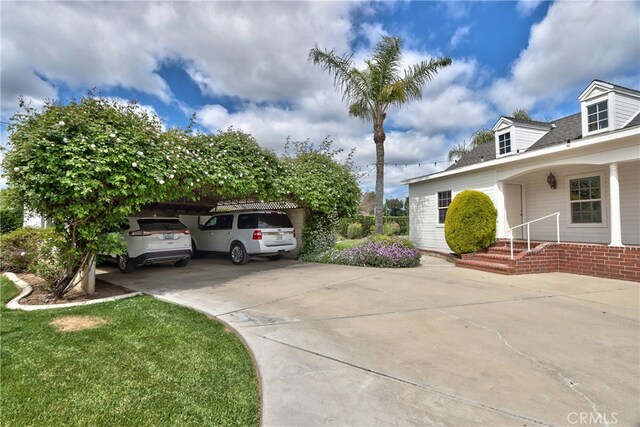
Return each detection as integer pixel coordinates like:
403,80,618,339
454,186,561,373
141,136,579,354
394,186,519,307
2,1,639,199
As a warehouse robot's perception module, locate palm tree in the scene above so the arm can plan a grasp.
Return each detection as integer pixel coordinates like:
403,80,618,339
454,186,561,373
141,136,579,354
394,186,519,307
309,36,451,234
447,129,494,162
447,109,533,162
447,141,472,162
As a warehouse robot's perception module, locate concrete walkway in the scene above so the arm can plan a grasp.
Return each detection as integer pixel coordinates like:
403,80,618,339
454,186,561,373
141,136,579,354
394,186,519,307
100,255,639,426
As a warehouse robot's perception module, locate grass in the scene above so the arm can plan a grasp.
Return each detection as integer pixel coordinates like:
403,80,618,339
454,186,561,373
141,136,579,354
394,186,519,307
0,276,260,427
335,238,366,250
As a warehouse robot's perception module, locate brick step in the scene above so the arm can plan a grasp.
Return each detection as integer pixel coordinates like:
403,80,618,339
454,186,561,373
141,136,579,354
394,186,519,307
487,246,528,255
455,259,514,275
468,253,512,265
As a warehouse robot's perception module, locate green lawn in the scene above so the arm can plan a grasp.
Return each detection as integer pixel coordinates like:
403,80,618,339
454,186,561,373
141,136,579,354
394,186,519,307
0,277,260,427
335,238,366,250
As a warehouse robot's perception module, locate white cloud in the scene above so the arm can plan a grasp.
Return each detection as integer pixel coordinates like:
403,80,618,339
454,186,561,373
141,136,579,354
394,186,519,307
0,1,500,199
490,0,640,112
1,1,357,115
449,26,470,48
516,0,544,16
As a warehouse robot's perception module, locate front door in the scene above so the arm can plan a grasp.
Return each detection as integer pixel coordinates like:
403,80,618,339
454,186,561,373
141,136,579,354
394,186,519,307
505,184,523,239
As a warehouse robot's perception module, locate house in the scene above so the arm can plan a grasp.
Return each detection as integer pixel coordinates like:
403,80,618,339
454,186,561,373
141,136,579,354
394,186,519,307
403,80,640,281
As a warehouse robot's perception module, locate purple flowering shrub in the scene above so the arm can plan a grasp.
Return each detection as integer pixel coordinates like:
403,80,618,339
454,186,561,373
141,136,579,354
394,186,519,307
302,236,421,268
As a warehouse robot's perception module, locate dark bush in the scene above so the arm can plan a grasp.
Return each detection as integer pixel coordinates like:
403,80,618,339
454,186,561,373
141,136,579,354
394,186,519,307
346,222,364,239
0,189,23,234
383,221,401,236
338,215,408,237
444,190,497,255
0,227,78,287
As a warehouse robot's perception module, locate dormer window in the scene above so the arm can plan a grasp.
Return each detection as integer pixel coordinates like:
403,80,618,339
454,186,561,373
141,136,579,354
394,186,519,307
498,132,511,155
587,101,608,131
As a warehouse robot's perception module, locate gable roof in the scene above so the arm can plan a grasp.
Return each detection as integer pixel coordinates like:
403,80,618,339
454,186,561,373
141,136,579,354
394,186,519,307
415,79,640,180
527,112,582,152
625,111,640,129
502,116,552,128
446,141,495,171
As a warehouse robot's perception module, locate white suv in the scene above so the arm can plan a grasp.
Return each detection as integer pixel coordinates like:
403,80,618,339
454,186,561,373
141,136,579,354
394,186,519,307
114,217,192,273
188,211,296,264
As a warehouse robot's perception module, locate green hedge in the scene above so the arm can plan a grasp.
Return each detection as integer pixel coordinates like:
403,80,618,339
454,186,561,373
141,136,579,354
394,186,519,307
0,227,78,288
338,215,408,237
444,190,497,255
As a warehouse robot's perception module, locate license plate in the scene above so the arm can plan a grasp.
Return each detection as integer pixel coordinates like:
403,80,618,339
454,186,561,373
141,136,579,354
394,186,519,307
163,233,174,240
276,235,283,241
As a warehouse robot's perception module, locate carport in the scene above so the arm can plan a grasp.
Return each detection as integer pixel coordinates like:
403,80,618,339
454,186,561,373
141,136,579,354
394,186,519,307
136,196,306,254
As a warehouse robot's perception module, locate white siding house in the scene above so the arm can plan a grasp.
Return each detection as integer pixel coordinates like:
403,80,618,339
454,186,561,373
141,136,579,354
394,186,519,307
405,80,640,252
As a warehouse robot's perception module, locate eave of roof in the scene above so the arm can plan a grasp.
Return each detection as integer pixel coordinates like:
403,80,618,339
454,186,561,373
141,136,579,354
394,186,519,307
402,124,639,185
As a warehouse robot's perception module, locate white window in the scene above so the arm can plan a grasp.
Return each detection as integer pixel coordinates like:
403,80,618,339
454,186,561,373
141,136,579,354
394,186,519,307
570,176,602,223
587,101,608,132
437,191,452,224
498,132,511,155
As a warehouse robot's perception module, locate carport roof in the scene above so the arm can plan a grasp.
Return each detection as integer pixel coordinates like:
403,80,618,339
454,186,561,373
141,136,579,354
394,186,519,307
143,197,300,215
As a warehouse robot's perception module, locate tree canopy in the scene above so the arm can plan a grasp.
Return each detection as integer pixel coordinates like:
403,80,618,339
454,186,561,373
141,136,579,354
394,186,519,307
3,96,359,295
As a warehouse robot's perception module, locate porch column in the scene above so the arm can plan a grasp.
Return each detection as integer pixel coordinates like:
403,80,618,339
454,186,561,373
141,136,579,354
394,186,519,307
495,180,506,238
609,162,623,246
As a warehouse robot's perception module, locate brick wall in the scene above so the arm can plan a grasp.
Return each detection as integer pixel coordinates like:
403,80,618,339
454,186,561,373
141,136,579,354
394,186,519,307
556,243,640,282
494,239,640,282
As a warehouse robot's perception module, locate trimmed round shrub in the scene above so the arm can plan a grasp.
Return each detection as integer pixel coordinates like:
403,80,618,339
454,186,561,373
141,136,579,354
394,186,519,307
346,222,364,239
383,221,401,236
444,190,497,255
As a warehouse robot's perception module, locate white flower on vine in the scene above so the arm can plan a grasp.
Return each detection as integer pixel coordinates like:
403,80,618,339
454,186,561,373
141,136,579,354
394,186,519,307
13,167,19,172
239,173,243,177
58,121,65,126
63,137,69,143
132,162,138,168
110,133,116,138
103,149,109,153
169,174,174,179
137,151,144,156
159,179,165,185
116,138,121,143
90,144,96,149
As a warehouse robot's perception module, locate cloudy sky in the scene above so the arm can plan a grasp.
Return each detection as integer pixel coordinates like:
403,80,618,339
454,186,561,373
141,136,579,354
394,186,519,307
1,0,639,199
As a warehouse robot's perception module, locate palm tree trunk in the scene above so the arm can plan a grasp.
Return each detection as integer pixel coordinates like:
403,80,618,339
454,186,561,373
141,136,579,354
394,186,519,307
373,117,386,235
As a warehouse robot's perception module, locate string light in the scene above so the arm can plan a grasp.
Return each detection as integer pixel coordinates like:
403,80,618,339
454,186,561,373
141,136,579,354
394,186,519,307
353,159,453,170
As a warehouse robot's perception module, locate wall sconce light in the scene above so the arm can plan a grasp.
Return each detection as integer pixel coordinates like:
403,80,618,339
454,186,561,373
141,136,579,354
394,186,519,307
547,172,557,189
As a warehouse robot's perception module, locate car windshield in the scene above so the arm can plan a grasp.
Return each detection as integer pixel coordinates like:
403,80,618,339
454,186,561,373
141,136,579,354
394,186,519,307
258,213,293,228
136,219,187,231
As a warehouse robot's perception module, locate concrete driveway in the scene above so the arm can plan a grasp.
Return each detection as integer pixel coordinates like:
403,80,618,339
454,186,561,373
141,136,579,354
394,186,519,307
99,255,639,426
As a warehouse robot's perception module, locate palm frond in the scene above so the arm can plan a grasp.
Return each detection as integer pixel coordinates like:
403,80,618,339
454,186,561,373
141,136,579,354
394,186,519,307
401,57,452,102
470,129,494,147
447,142,471,162
371,36,402,93
308,46,374,116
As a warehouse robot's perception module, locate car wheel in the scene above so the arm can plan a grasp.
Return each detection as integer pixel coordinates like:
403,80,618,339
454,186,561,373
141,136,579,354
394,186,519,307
117,254,136,274
230,242,249,265
268,254,283,261
174,258,190,268
190,239,200,259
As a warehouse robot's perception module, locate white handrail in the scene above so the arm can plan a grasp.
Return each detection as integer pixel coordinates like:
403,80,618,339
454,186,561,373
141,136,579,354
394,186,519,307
508,212,560,259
